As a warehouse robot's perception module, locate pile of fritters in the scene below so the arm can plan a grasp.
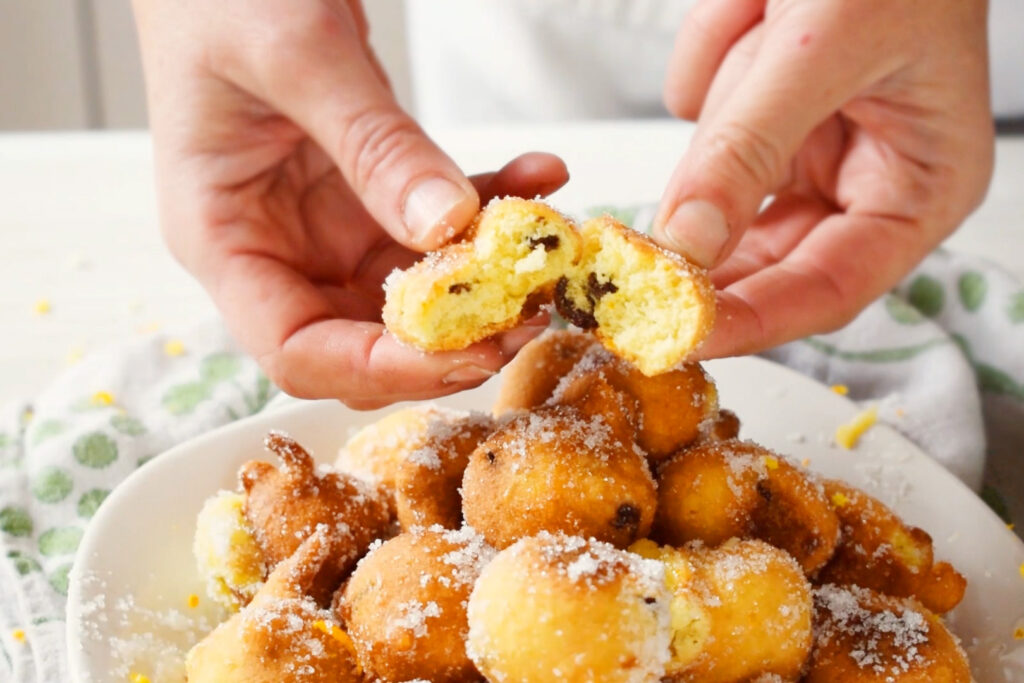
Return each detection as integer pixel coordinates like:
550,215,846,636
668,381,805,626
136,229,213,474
188,329,971,683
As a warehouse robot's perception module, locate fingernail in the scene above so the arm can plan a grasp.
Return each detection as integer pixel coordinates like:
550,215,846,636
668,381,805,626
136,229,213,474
660,199,730,268
443,364,497,385
403,177,473,244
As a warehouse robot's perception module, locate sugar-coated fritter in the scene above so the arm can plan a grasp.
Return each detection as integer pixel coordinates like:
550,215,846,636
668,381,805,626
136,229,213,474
383,197,582,351
462,405,657,550
492,327,598,416
393,411,494,530
466,532,672,683
818,479,966,614
632,538,812,682
339,525,494,682
193,490,265,611
804,584,970,682
186,527,362,682
240,431,391,602
655,439,840,574
553,215,714,376
549,344,718,462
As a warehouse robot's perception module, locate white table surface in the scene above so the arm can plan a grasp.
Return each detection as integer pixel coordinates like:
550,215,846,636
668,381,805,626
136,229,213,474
1,121,1022,404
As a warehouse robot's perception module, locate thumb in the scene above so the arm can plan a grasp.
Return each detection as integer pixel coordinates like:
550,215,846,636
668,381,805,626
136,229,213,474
240,4,478,250
653,2,891,267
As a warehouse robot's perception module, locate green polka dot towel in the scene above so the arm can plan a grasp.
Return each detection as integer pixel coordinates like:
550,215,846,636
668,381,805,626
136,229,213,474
0,321,277,681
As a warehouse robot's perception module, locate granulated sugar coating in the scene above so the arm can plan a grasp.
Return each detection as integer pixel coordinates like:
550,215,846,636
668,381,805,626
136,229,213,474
461,404,657,550
339,526,494,682
805,584,970,682
654,438,841,575
158,334,975,681
238,431,392,602
467,532,671,683
547,341,719,462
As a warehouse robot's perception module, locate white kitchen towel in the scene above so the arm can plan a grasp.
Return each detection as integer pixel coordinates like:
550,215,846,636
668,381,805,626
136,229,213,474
1,211,1022,680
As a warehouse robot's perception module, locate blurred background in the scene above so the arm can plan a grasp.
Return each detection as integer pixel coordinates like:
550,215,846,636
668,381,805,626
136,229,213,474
0,0,413,130
4,1,1022,132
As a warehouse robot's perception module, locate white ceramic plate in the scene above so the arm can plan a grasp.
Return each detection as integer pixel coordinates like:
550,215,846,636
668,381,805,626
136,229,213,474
67,356,1024,682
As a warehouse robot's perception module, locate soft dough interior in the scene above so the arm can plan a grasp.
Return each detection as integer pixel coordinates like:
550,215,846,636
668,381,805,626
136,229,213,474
386,199,579,349
557,218,712,376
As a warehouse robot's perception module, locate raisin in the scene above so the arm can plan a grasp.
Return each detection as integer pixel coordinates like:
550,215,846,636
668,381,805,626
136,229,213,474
613,503,641,530
586,272,618,300
527,234,561,252
554,277,598,329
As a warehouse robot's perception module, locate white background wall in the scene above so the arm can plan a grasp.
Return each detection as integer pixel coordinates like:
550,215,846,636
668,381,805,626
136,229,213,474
0,0,412,130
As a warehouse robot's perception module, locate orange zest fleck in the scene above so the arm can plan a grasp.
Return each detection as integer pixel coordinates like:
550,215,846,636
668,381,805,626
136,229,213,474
835,406,878,450
762,455,779,471
830,384,849,395
33,298,52,315
12,629,25,643
1015,627,1024,641
187,593,200,608
164,339,186,357
129,673,151,683
801,458,811,468
831,492,850,508
90,391,115,407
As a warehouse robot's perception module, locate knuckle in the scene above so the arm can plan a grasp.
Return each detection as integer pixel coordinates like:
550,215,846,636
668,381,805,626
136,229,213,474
337,106,422,194
702,120,787,191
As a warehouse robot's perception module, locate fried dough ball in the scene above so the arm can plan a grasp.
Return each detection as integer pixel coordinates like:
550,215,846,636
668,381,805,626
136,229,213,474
698,408,740,443
393,411,494,530
818,480,967,614
193,490,265,610
655,439,840,574
186,527,362,683
462,405,657,550
631,538,812,682
383,197,582,351
466,532,671,683
550,344,718,462
553,215,714,376
492,327,598,416
240,431,392,602
339,526,494,682
336,405,493,529
335,405,441,496
805,584,970,682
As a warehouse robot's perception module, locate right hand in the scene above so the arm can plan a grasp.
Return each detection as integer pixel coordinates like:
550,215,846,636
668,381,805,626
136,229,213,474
132,0,569,409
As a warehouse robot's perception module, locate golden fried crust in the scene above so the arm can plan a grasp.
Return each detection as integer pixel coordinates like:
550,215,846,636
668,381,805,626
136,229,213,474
492,328,599,416
335,405,443,498
698,408,740,443
240,432,392,602
382,197,582,351
647,539,813,683
548,346,718,463
466,532,672,683
818,480,967,614
654,440,840,574
461,405,657,550
805,585,970,682
186,529,362,683
393,412,495,530
553,216,715,376
339,527,494,682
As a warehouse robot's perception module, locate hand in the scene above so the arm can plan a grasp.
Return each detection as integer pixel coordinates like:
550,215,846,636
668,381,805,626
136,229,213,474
132,0,569,408
653,0,994,358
